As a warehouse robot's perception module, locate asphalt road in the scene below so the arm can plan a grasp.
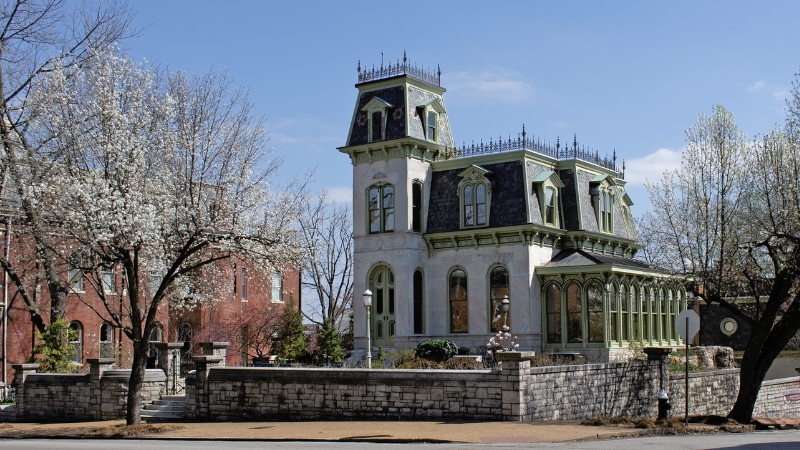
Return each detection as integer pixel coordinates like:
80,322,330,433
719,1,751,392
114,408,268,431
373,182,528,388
0,430,799,449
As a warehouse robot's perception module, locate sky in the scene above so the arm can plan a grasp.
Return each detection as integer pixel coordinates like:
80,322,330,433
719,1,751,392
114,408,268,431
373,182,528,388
127,0,800,215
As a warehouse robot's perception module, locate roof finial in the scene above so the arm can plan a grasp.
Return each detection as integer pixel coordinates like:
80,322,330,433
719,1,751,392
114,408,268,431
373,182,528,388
573,134,577,151
437,64,441,81
381,51,384,67
522,123,526,142
403,50,407,65
357,60,361,73
556,136,560,151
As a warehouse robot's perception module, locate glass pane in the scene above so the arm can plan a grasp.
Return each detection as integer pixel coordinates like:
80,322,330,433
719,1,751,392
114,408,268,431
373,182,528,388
389,287,395,314
476,184,485,205
546,284,562,343
477,204,486,226
427,111,436,140
566,283,582,343
449,269,468,333
413,270,424,334
587,282,604,343
490,267,509,332
372,111,382,141
383,186,394,232
376,288,384,315
369,187,380,233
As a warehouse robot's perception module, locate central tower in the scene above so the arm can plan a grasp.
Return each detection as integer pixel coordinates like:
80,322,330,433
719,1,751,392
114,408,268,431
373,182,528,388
339,53,453,350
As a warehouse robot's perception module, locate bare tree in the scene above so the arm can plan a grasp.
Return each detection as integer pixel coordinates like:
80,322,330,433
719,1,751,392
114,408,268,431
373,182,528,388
28,49,305,424
0,0,135,332
299,192,353,327
641,99,800,422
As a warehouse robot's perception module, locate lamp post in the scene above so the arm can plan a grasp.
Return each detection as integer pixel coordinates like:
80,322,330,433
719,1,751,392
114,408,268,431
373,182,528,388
501,295,510,328
363,289,373,369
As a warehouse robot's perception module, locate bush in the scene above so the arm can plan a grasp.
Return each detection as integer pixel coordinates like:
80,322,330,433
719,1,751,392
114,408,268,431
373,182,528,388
30,318,77,373
414,339,459,362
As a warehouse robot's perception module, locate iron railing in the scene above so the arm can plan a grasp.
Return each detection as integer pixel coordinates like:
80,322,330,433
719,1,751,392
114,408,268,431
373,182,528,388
357,51,440,86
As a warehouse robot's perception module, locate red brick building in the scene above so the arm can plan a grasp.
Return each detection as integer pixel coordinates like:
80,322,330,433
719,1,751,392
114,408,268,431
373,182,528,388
0,222,301,388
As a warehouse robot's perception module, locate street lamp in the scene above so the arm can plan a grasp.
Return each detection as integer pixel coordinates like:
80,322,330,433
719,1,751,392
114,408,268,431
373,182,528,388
363,289,373,369
501,295,510,328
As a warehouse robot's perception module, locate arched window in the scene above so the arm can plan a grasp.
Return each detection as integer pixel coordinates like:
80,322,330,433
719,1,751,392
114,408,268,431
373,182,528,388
619,284,628,342
68,321,83,363
630,285,639,340
660,288,669,341
368,184,394,234
462,182,487,227
99,323,114,358
449,268,468,333
545,284,561,344
566,283,582,343
412,181,423,233
489,266,510,332
641,286,650,342
609,283,618,341
587,282,604,343
413,269,424,334
177,323,193,343
150,323,164,343
596,188,614,233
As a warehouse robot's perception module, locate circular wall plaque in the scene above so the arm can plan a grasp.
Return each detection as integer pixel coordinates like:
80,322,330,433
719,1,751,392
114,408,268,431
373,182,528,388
720,318,738,336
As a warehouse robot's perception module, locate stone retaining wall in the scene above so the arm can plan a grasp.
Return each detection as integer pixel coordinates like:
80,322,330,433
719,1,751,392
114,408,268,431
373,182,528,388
523,360,662,420
187,356,503,421
13,359,166,421
753,376,800,418
668,368,740,417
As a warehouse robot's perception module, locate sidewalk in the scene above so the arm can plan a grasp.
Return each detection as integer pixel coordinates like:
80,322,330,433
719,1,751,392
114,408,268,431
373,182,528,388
0,420,648,444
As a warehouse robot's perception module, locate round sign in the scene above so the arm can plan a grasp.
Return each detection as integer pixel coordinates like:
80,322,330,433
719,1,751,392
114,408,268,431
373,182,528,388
720,318,738,336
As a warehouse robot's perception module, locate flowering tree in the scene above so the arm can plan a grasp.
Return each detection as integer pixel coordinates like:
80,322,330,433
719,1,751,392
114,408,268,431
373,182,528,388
0,0,135,332
640,93,800,422
27,49,305,424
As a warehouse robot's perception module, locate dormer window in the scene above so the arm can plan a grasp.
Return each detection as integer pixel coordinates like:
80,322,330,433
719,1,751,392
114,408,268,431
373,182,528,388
371,111,383,142
458,165,492,229
531,171,563,227
426,111,437,141
416,97,446,144
590,174,616,234
361,96,393,143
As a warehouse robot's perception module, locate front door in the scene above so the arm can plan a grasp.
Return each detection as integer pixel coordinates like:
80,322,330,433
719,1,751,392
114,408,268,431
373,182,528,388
370,265,396,347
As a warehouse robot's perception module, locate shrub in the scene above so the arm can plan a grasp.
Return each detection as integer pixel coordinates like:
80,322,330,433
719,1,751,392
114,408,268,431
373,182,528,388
414,339,459,362
30,318,77,373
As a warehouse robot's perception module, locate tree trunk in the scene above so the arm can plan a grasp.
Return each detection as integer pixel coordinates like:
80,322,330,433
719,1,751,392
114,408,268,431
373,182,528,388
729,350,770,423
125,339,148,425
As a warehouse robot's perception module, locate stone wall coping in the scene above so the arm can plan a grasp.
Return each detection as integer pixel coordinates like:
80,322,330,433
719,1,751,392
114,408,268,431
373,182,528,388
101,369,167,382
494,351,535,361
12,363,40,371
86,358,115,365
200,342,230,349
192,355,224,364
759,375,800,387
165,342,185,350
206,367,499,384
26,373,90,384
667,367,739,381
527,360,654,375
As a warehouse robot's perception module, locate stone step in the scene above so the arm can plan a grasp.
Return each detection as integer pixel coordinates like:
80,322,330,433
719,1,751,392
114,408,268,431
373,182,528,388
141,394,186,421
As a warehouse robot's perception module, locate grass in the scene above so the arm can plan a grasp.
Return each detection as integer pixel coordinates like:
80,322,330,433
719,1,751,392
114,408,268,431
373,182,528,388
86,424,182,438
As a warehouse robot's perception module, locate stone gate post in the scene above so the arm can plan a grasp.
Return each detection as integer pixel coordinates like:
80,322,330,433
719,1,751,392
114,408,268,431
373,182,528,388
191,355,222,419
496,351,534,421
11,363,38,419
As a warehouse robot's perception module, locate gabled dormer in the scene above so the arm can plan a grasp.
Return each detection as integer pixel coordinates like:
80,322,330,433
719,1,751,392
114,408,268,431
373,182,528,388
589,174,617,234
457,165,492,228
361,97,393,143
531,171,564,228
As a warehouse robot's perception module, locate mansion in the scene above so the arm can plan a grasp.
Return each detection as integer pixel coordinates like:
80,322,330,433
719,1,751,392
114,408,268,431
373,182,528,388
341,55,686,361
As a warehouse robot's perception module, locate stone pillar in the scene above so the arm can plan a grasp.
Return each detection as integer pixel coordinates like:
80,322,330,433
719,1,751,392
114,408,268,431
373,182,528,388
643,347,672,417
11,363,39,419
200,342,229,366
86,358,115,420
192,355,222,419
496,351,534,421
152,342,185,394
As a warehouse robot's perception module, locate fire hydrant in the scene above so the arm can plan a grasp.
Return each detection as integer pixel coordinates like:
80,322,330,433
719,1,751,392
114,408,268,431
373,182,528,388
657,389,671,419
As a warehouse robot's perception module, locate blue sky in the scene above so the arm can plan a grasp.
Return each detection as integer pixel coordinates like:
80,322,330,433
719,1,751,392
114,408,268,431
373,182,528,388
128,0,800,214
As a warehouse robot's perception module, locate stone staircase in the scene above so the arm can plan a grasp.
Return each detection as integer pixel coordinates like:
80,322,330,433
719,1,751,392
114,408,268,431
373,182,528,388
141,395,186,421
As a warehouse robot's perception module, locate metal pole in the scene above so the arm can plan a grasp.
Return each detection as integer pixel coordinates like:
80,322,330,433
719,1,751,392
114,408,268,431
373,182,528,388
365,305,372,369
685,315,689,427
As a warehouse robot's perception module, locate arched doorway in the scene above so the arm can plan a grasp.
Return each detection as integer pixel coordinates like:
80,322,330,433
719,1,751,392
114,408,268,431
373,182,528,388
369,265,396,347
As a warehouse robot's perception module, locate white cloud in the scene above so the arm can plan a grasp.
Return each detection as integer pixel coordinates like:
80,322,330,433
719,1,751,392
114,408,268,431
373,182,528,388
772,90,790,101
324,186,353,205
747,80,766,92
623,147,682,186
443,69,534,103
